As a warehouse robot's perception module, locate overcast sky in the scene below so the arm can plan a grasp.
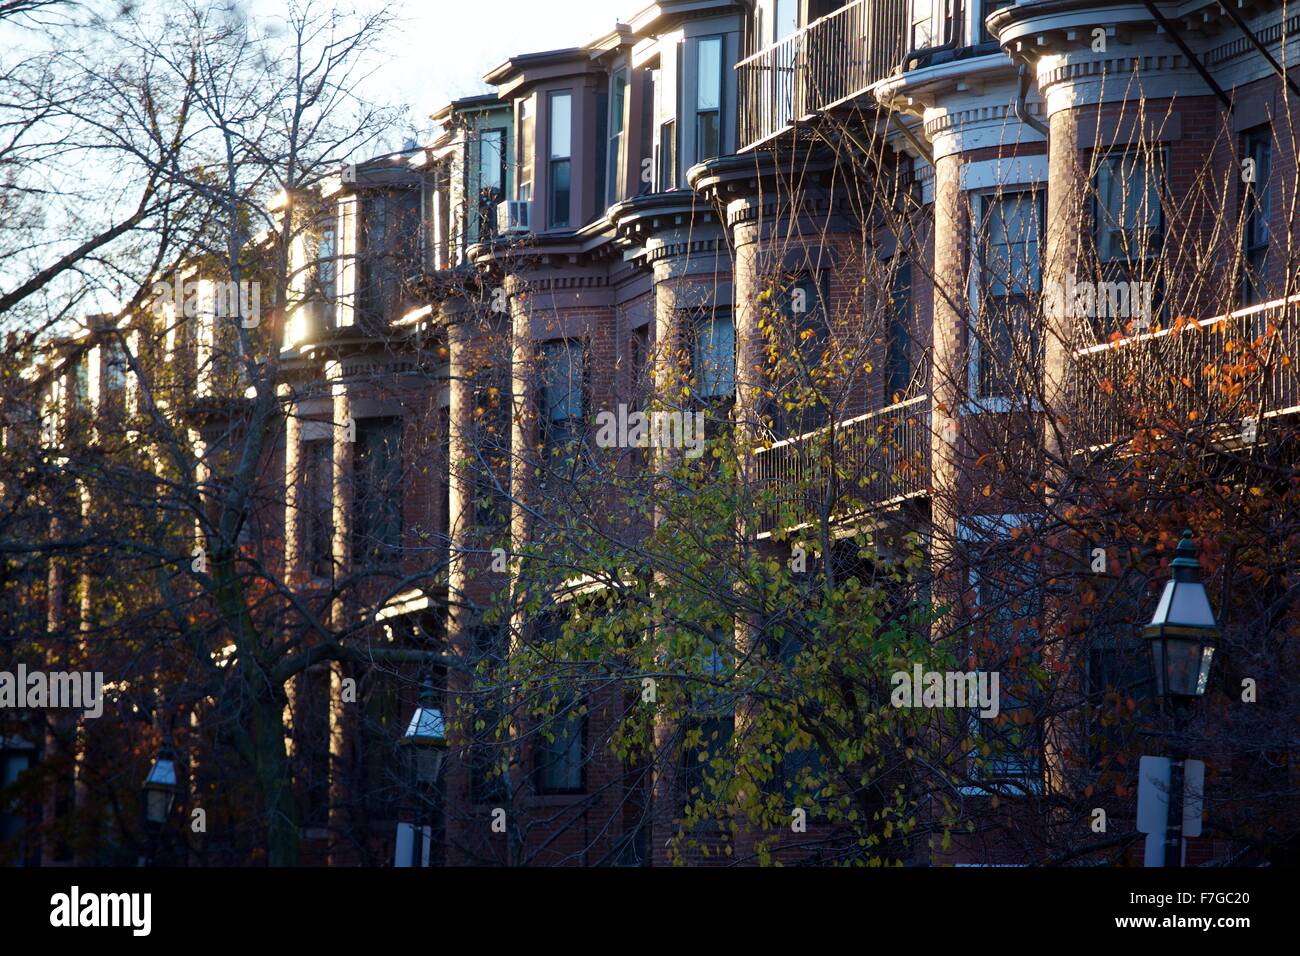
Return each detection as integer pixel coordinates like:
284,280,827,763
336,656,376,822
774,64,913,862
367,0,628,146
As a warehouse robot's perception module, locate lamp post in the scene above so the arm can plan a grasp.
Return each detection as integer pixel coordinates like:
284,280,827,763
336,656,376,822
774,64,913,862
1143,530,1218,867
141,739,181,865
397,683,446,866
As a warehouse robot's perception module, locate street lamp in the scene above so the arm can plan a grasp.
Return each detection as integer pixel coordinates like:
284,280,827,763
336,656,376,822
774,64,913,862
1144,530,1218,699
396,683,447,867
142,741,181,826
400,685,447,785
1143,529,1218,869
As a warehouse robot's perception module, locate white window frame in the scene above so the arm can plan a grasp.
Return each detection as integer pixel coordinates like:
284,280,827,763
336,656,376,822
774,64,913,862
963,158,1046,415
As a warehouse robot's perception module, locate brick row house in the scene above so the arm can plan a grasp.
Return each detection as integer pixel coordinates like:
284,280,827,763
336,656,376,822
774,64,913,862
9,0,1299,866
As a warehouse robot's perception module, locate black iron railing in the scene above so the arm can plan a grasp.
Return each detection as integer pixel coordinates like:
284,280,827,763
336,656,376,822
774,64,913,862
750,394,929,535
737,0,909,152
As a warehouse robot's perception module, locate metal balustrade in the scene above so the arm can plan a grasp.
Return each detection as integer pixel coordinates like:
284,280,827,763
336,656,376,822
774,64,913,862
737,0,909,152
750,394,930,535
1071,294,1300,449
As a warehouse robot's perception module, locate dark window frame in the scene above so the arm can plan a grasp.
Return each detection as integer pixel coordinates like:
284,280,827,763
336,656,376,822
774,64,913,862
352,416,404,566
607,69,629,207
537,338,587,453
694,35,725,165
547,90,573,229
886,257,915,402
1240,125,1273,306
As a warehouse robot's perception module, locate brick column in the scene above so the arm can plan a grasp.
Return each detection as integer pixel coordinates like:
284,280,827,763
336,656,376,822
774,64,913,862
928,151,967,595
326,364,358,864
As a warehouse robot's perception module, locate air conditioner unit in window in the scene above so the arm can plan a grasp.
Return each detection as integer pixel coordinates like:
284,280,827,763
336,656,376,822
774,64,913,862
497,199,531,235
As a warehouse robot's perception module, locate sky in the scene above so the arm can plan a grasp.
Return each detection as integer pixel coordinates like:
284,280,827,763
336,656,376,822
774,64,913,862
364,0,627,145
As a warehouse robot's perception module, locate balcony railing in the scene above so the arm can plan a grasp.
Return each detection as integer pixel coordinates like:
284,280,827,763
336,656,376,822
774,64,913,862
737,0,909,152
751,394,930,535
1071,295,1300,450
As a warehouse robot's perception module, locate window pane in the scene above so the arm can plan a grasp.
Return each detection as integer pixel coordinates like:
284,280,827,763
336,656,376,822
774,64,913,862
697,111,720,163
694,313,735,398
478,130,503,193
317,228,336,298
887,260,913,399
1097,152,1162,261
983,192,1041,298
549,93,571,160
659,119,676,189
549,158,571,228
538,697,584,792
541,340,582,422
697,38,721,111
611,70,627,131
519,97,534,190
1242,127,1271,305
303,438,334,576
353,418,402,563
775,0,799,40
978,193,1042,399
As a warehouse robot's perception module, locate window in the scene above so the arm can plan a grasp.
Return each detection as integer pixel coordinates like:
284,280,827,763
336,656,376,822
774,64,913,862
359,191,420,326
317,226,336,301
473,375,510,529
639,71,656,196
630,323,651,400
469,623,509,804
886,259,914,401
1,745,33,850
693,311,735,400
771,272,831,437
1241,125,1272,306
975,191,1043,401
478,129,505,198
353,417,402,565
979,0,1012,44
962,516,1044,795
695,37,723,164
303,438,334,578
536,693,585,793
607,70,628,207
910,0,934,48
73,354,90,408
532,609,585,793
1092,149,1164,335
659,119,677,191
774,0,799,41
1095,149,1164,264
518,97,535,203
548,92,572,229
104,339,129,394
539,339,585,452
682,633,733,810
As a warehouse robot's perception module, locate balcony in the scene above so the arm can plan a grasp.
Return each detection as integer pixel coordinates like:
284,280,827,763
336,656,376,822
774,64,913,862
1071,295,1300,451
737,0,909,152
751,394,930,536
